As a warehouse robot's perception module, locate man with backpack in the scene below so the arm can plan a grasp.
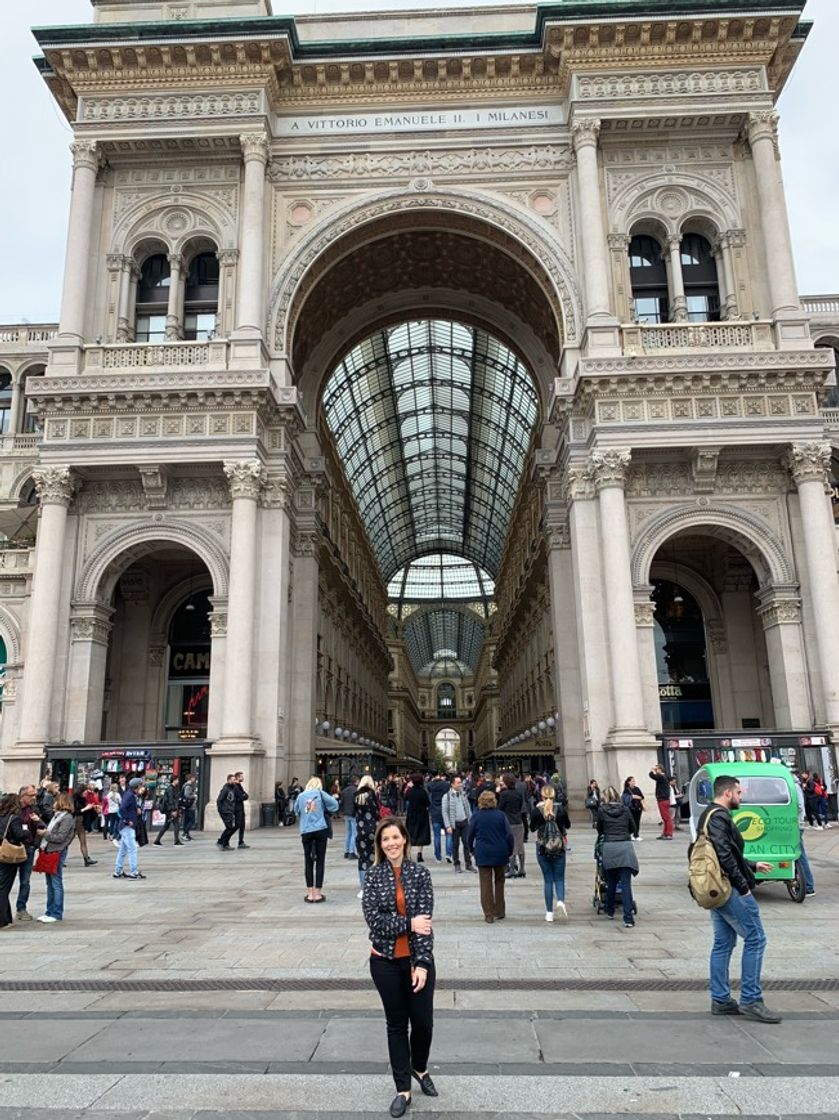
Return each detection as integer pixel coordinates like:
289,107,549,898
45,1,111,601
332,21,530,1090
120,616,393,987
693,774,780,1023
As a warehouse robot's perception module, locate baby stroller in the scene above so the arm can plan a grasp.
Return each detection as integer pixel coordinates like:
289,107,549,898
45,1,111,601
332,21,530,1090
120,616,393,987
592,836,637,916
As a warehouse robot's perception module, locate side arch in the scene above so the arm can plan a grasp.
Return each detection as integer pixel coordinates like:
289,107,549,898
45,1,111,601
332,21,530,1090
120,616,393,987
613,173,739,240
267,185,584,355
112,192,237,259
631,504,795,589
0,604,23,664
76,520,229,605
148,572,216,647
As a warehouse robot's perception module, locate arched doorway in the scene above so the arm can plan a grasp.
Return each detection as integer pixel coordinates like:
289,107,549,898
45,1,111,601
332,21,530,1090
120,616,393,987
652,579,714,731
435,727,461,770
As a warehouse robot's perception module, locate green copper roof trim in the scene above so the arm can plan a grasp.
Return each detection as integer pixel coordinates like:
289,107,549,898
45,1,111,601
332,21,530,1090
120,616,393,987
32,1,807,59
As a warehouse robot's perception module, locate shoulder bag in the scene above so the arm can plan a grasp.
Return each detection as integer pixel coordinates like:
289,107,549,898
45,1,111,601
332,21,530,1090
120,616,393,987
319,792,334,839
0,816,27,864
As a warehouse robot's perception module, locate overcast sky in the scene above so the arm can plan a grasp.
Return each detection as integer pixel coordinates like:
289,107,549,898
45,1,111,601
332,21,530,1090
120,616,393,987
0,0,836,323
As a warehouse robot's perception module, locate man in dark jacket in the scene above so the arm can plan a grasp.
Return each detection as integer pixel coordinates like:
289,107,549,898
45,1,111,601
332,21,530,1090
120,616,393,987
233,772,250,849
699,774,780,1023
114,777,146,880
216,775,237,850
427,772,451,864
154,777,182,846
649,765,673,839
340,777,358,858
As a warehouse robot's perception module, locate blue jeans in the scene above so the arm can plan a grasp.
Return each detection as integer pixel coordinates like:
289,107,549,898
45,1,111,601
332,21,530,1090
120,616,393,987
115,825,139,876
604,867,634,924
15,847,35,912
45,850,68,919
536,849,566,910
432,818,452,861
816,797,829,827
799,829,815,893
710,890,767,1005
344,816,357,855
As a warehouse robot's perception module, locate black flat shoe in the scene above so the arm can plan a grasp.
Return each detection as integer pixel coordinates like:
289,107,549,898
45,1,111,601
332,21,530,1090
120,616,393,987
412,1072,438,1097
389,1093,411,1117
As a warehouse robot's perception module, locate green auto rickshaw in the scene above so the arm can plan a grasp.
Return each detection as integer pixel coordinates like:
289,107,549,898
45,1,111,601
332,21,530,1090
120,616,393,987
688,760,806,903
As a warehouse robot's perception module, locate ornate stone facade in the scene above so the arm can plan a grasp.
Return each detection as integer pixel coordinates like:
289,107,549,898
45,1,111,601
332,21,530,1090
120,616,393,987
0,0,836,807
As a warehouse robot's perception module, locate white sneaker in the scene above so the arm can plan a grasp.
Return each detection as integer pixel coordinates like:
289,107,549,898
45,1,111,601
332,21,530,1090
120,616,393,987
636,836,644,842
544,911,554,922
555,900,568,920
36,915,58,924
356,890,364,899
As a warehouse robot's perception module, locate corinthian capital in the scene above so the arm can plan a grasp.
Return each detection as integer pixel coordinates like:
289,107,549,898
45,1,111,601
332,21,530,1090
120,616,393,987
224,459,266,500
590,448,631,491
239,132,269,165
571,118,601,153
70,140,99,173
747,110,780,152
784,442,832,487
33,466,75,507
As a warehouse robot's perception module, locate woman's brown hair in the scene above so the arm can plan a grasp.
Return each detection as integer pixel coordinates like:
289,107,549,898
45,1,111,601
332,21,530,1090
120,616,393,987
54,793,74,813
478,790,497,810
373,817,411,865
0,793,21,816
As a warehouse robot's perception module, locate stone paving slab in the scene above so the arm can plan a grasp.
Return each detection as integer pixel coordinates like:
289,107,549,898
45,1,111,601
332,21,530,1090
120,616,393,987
3,1073,839,1114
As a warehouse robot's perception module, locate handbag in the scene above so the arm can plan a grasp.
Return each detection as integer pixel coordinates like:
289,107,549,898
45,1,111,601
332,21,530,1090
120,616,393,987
34,849,60,875
0,816,27,864
320,792,334,839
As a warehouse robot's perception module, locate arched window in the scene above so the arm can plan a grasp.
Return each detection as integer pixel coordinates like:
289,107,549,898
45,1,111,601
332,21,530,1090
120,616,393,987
681,234,721,323
652,579,714,731
0,371,12,434
183,252,219,341
436,681,457,720
135,254,170,343
165,589,211,740
628,236,669,323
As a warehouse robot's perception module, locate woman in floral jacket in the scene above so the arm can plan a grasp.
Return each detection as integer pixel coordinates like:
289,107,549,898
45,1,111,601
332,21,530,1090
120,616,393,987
362,818,437,1119
354,775,381,898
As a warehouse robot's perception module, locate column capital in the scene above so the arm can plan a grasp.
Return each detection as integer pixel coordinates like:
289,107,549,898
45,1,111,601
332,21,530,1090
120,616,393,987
218,248,239,267
571,117,601,152
665,234,682,252
755,586,802,630
69,602,115,646
747,109,780,151
33,466,75,507
167,252,184,271
607,232,630,251
105,253,126,273
224,458,266,500
633,586,657,628
784,441,832,487
591,448,632,491
70,139,100,173
239,132,270,165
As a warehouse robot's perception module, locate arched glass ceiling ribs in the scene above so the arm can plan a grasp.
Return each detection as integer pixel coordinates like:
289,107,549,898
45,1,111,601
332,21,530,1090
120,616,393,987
402,608,486,678
322,320,539,581
387,554,495,605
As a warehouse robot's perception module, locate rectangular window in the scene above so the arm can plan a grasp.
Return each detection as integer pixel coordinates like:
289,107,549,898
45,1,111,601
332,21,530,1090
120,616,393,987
686,294,721,323
135,314,166,343
183,312,217,341
633,296,668,324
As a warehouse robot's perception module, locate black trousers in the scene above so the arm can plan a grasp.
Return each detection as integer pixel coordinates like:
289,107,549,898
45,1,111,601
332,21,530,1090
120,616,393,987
370,955,435,1093
450,820,472,868
302,829,328,888
630,807,642,839
157,813,180,843
0,861,17,927
218,817,237,848
235,807,246,844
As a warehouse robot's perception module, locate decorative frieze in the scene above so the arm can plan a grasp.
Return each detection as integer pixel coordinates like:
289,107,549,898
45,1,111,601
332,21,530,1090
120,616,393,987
575,68,765,101
268,143,573,183
80,91,263,122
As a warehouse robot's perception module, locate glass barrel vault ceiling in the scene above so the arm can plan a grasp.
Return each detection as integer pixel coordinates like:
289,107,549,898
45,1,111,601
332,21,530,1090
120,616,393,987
401,609,486,679
322,319,540,679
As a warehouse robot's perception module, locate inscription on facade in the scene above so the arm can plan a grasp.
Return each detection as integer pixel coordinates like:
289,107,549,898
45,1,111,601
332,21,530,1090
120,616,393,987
275,105,564,136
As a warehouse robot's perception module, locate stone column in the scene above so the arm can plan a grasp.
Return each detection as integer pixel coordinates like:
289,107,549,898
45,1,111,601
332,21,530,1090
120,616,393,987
220,459,264,741
785,442,839,727
747,111,800,318
115,256,135,342
666,235,688,322
126,261,140,341
9,378,24,435
235,133,269,336
571,119,613,324
206,597,227,742
755,586,812,729
216,249,238,337
57,141,99,342
17,467,75,747
64,603,115,741
634,587,662,734
716,233,739,320
165,254,184,340
607,232,632,322
592,450,648,735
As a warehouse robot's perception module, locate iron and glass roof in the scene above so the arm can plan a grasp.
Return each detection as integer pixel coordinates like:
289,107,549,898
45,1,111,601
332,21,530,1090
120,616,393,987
402,609,485,678
387,554,495,604
322,319,539,581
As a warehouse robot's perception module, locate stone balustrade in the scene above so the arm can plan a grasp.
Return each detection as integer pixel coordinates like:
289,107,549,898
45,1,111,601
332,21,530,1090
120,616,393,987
85,339,228,371
0,433,42,454
622,321,773,355
0,324,58,346
822,408,839,429
802,295,839,316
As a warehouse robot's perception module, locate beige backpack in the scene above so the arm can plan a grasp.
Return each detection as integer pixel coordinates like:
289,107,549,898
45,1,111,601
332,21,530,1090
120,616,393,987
687,807,732,910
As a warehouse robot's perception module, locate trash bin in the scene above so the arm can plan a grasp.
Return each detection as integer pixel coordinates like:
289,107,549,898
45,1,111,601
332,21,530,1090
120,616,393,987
260,802,276,828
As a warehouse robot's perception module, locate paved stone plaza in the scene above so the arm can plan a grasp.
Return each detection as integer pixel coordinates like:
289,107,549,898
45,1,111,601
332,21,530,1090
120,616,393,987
1,819,838,1117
